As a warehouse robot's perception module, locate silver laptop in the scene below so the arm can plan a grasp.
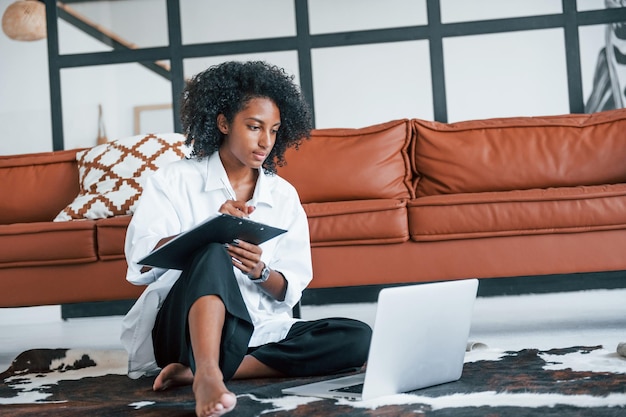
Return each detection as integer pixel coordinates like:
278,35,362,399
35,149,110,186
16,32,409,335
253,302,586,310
282,278,479,401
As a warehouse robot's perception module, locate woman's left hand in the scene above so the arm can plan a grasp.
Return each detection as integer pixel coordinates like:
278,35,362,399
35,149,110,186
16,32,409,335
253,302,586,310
225,239,263,277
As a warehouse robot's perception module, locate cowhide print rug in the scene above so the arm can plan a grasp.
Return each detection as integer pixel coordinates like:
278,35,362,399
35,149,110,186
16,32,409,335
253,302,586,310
1,345,625,416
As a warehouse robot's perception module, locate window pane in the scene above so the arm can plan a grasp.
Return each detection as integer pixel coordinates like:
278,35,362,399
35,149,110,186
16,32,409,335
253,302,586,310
309,0,427,34
0,36,51,155
183,52,300,84
577,0,610,12
311,41,432,128
180,0,295,44
440,0,562,23
58,0,168,55
443,29,569,122
61,62,173,150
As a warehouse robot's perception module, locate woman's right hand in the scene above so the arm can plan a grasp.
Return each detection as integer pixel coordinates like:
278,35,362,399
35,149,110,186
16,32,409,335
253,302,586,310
219,199,255,218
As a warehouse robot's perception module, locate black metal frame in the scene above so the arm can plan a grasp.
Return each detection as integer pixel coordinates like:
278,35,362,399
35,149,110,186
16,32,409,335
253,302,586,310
45,0,626,150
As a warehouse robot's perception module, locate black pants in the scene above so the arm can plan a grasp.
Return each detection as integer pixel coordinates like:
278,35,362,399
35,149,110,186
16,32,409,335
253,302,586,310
152,243,372,381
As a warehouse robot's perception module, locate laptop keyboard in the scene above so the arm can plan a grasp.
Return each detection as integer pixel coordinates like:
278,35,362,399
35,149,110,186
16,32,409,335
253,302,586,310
331,383,364,394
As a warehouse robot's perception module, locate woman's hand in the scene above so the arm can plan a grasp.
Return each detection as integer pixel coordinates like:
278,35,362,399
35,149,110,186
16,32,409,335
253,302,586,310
219,199,287,299
225,239,287,301
224,239,262,277
219,199,255,218
219,199,260,272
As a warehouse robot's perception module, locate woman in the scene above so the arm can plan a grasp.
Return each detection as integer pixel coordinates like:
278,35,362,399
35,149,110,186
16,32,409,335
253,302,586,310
121,61,372,417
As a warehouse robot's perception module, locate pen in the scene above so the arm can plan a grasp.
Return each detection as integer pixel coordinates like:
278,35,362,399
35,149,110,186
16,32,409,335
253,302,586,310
221,178,255,216
221,178,237,201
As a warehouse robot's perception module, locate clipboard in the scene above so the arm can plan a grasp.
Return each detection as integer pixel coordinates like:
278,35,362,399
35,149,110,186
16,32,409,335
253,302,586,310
138,213,287,270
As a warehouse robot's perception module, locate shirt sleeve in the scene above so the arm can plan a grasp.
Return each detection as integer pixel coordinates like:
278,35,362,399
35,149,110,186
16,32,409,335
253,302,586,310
263,187,313,312
125,172,182,286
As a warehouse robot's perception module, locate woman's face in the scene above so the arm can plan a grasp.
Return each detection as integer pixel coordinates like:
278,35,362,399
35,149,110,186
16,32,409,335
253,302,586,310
218,97,280,170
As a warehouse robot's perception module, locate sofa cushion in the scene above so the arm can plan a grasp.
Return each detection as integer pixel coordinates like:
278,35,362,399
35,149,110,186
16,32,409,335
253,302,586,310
278,119,413,203
55,133,190,221
303,199,408,246
0,221,97,268
96,215,132,260
412,108,626,197
0,149,80,224
408,184,626,241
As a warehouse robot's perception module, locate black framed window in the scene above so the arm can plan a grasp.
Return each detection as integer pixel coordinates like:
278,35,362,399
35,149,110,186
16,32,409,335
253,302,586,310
44,0,626,151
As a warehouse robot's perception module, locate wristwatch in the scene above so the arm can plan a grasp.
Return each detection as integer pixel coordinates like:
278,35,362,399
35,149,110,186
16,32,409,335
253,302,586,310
248,263,270,283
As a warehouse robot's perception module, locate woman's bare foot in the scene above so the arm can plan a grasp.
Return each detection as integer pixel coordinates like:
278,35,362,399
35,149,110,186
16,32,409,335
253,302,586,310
193,367,237,417
153,363,194,391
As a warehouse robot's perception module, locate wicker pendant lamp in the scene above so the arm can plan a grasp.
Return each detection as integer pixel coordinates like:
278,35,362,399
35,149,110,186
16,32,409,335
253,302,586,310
2,0,46,41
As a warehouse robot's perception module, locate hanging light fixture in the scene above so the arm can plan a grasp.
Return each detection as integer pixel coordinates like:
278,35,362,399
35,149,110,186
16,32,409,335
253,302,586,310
1,0,46,41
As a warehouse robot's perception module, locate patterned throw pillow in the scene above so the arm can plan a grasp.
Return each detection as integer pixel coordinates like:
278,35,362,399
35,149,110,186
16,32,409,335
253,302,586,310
54,133,190,221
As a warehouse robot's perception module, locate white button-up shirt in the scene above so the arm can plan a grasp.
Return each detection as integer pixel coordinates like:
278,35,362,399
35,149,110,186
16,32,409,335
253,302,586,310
121,152,312,378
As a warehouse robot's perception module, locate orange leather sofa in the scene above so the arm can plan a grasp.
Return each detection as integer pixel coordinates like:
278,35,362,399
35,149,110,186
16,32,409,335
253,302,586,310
2,109,626,308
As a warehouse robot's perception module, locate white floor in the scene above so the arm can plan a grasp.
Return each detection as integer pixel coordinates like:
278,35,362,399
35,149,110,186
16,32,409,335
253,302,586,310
1,288,625,373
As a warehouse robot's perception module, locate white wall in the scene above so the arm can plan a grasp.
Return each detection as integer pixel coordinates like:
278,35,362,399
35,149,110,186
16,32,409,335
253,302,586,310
0,0,52,155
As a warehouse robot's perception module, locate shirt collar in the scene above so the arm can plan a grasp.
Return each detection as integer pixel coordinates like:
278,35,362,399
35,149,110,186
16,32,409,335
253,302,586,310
203,152,275,207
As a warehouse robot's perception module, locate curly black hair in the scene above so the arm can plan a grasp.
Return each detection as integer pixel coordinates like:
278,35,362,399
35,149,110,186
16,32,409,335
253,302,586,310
180,61,312,174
